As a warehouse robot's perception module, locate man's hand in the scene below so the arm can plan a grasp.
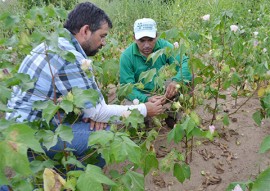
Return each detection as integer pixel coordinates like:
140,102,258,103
145,99,163,117
165,81,178,100
148,95,166,104
82,118,107,131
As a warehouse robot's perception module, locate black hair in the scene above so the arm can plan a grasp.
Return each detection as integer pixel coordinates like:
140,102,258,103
64,2,113,34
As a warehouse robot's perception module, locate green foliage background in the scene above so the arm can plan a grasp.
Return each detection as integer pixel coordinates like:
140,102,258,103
0,0,270,190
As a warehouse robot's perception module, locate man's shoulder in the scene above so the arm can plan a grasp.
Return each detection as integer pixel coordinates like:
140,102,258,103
121,43,135,56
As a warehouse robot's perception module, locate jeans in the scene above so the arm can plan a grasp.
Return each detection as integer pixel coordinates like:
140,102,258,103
0,186,9,191
45,121,110,168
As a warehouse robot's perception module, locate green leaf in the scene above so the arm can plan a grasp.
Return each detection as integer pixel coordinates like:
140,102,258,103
60,51,76,63
33,100,52,110
0,102,12,112
0,85,11,104
223,113,229,126
88,130,114,147
123,109,144,129
73,87,99,108
0,141,32,185
190,57,204,71
252,111,262,126
4,123,44,153
194,76,203,85
259,136,270,153
0,119,15,131
138,68,156,84
173,163,190,183
147,49,166,64
60,100,73,113
55,124,73,143
42,101,60,124
117,83,134,101
111,134,141,164
167,124,185,143
121,170,144,191
190,112,200,125
142,153,158,176
231,72,241,85
63,156,85,169
33,100,60,125
36,129,58,150
252,167,270,191
77,165,115,191
12,180,34,191
15,73,36,92
160,28,179,39
30,160,55,174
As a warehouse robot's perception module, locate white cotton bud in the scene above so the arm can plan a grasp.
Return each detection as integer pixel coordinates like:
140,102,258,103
253,31,259,37
173,42,179,49
230,25,238,32
209,125,215,134
201,14,210,21
81,59,92,71
133,99,139,105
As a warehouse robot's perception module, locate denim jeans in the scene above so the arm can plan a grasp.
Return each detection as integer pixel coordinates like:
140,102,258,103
0,122,110,190
0,186,9,191
45,121,110,168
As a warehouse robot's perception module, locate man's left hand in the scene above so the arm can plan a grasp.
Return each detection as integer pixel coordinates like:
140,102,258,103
165,81,178,99
82,118,107,131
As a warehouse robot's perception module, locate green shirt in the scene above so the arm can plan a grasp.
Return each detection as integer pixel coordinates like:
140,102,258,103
120,38,192,102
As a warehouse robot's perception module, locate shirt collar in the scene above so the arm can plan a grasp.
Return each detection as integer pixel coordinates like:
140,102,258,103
65,29,88,59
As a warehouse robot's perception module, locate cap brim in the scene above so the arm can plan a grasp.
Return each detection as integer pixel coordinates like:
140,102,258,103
135,31,156,40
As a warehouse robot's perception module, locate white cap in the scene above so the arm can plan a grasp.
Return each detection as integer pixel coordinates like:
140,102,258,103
134,18,157,40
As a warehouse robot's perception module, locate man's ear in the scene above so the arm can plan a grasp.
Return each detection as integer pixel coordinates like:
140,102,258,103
74,25,90,43
79,25,91,37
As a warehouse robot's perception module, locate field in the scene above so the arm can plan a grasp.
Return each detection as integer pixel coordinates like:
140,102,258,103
0,0,270,190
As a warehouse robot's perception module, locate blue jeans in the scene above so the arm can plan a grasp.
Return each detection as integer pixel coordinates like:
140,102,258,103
45,122,110,168
0,186,9,191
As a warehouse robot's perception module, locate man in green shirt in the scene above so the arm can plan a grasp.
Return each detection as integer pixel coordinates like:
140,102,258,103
120,18,192,105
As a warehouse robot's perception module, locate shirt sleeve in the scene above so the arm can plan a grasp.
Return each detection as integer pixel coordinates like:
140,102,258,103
119,54,148,102
83,99,147,122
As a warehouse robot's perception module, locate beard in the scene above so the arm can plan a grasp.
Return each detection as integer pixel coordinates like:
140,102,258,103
81,39,101,56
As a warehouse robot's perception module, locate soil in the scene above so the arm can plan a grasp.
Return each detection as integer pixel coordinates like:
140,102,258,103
107,88,270,191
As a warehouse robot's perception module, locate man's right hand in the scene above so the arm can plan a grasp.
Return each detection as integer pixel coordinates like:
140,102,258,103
145,99,163,117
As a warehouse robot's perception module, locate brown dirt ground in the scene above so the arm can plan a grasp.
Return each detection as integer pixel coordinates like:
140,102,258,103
107,88,270,191
144,96,270,191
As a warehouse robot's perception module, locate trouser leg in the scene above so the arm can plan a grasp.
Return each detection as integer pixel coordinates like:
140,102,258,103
44,122,110,169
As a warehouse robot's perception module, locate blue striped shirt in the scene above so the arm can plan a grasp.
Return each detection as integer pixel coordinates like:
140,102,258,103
6,33,103,122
